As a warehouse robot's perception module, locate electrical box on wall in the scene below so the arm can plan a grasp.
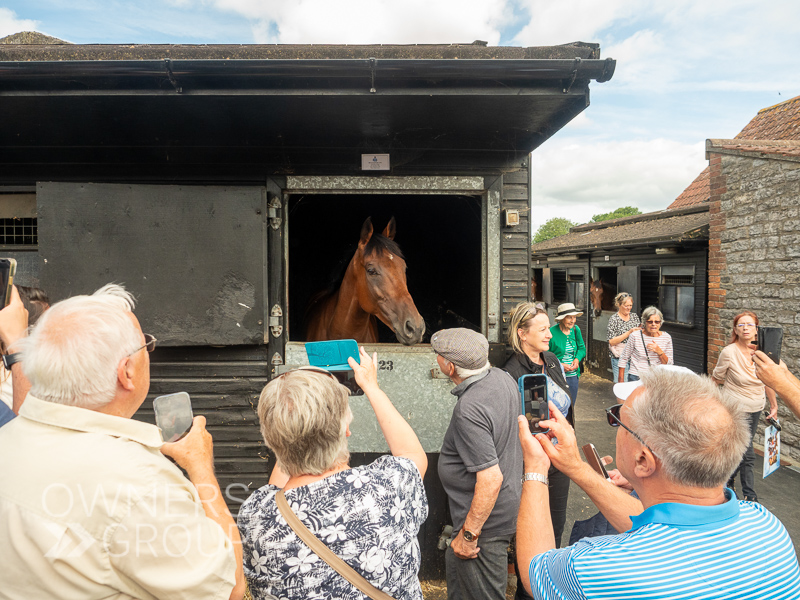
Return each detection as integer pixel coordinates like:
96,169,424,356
503,209,520,227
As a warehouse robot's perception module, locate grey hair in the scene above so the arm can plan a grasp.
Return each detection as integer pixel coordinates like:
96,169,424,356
641,306,663,323
628,367,750,488
453,361,491,380
613,292,633,309
508,301,547,355
19,284,141,409
257,369,352,476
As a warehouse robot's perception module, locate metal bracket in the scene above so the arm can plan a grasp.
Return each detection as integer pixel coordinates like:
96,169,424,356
369,57,377,93
267,193,282,230
271,352,284,366
269,304,283,338
562,57,581,94
164,59,183,93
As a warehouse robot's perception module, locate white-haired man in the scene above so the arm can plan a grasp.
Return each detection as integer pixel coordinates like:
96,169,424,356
516,365,800,600
433,328,523,600
0,284,245,600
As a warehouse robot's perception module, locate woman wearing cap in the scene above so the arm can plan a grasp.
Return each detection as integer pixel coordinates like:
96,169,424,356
712,311,778,502
238,348,428,600
606,292,641,383
503,302,573,561
548,303,586,407
617,306,672,382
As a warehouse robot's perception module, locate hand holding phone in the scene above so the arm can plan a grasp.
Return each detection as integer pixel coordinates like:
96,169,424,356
757,326,783,364
0,259,17,308
582,443,611,480
153,392,193,443
519,374,549,434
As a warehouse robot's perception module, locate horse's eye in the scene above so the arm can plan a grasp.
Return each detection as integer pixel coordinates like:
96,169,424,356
367,268,378,276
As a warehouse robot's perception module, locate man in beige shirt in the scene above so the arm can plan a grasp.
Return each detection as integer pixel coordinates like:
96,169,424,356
0,284,244,600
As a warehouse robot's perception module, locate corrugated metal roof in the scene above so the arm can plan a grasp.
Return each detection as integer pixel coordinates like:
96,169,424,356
531,205,709,255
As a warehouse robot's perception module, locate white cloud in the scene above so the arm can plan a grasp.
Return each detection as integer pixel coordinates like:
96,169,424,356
529,137,706,233
207,0,508,44
512,0,635,47
0,7,38,37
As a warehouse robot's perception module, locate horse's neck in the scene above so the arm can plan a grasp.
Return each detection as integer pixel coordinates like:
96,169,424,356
329,263,377,341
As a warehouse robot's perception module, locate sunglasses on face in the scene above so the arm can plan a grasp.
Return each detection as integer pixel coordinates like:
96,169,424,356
129,334,157,356
605,403,656,455
646,320,661,325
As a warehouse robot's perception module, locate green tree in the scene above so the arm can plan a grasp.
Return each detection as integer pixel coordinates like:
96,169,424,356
590,206,641,222
533,217,577,243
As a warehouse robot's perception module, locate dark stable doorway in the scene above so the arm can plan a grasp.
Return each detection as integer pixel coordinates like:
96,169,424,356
288,193,482,343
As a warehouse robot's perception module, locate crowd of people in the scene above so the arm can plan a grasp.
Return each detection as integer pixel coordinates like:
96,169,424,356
1,284,800,600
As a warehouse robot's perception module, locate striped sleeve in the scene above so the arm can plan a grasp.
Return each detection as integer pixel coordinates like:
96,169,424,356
529,544,589,600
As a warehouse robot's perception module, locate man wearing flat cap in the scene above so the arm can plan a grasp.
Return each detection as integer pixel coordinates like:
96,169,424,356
433,328,523,600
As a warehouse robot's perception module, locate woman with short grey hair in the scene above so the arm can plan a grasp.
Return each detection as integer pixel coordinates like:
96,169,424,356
238,348,428,600
618,306,672,382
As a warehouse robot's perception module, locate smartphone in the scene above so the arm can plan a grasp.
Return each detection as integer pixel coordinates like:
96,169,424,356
0,259,17,308
757,326,783,364
330,369,364,396
304,339,363,396
153,392,194,443
519,374,549,434
582,443,611,480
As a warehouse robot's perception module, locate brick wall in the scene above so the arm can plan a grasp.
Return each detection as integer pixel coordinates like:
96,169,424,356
708,151,800,462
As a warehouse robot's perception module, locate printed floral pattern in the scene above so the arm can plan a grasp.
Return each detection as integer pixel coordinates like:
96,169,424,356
239,456,428,600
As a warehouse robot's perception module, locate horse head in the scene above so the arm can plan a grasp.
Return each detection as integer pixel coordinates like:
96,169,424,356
589,278,604,318
352,217,426,345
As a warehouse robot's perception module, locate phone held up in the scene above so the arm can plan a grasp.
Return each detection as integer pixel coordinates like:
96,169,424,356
756,326,783,364
582,443,611,480
0,258,17,308
153,391,194,443
519,373,549,434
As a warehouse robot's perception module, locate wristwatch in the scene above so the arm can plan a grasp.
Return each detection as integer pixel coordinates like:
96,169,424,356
462,529,480,542
522,472,549,486
2,353,20,370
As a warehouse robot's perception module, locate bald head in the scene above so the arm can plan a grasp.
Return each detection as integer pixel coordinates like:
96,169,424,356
628,368,750,488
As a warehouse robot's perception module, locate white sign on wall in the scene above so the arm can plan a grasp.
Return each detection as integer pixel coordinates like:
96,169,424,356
361,154,390,170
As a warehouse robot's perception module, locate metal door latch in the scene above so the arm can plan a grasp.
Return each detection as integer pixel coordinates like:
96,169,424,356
267,193,282,230
269,304,283,337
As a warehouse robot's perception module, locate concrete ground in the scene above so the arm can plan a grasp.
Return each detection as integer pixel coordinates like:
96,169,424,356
422,372,800,599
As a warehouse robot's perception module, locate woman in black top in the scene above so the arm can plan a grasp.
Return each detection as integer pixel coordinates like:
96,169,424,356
503,302,573,594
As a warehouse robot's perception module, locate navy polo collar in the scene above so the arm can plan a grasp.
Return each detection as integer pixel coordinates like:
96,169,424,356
630,488,740,532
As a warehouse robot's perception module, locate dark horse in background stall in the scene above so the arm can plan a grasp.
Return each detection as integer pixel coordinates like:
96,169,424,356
305,217,426,345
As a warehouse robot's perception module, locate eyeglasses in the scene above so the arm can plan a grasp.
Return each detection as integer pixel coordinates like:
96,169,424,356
736,323,756,329
128,334,157,356
646,320,662,325
605,404,656,455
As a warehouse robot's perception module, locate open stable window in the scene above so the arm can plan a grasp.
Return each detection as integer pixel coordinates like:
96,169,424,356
660,265,695,325
566,269,585,310
639,268,660,311
552,269,567,303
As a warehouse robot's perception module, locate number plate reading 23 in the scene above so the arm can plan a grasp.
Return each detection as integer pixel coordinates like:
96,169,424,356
378,360,394,371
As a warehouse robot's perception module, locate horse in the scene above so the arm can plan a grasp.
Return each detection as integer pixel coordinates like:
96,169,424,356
589,278,617,317
305,217,426,345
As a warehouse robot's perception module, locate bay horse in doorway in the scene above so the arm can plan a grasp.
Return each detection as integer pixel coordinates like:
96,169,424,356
589,278,616,317
305,217,426,345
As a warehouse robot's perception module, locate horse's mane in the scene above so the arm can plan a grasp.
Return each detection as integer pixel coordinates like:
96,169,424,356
304,233,405,319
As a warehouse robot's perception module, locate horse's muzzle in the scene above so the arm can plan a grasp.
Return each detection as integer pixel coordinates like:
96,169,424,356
394,316,426,346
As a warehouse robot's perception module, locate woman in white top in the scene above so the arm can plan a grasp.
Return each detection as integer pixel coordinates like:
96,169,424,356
712,311,778,502
618,306,672,382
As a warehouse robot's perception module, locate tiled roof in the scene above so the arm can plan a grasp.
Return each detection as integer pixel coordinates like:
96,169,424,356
706,139,800,161
735,95,800,141
531,205,709,255
668,166,710,209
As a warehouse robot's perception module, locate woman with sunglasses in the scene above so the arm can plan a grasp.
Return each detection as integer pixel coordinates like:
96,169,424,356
606,292,641,382
502,302,573,600
617,306,672,383
238,348,428,600
712,311,778,502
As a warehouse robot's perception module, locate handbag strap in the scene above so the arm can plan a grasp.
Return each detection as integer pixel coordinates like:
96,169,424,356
640,331,657,365
276,490,396,600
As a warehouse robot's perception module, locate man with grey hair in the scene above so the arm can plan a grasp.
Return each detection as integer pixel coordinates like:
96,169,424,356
516,365,800,600
433,328,523,600
0,284,245,600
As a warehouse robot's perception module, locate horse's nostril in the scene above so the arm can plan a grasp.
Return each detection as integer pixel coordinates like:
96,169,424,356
405,320,416,335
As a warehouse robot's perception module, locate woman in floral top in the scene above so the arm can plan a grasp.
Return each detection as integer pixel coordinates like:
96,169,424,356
238,348,428,600
606,292,641,382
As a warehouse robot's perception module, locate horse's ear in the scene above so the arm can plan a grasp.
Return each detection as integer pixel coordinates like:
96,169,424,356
382,216,397,241
359,217,374,247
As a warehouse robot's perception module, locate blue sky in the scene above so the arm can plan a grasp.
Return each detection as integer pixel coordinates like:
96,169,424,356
2,0,799,232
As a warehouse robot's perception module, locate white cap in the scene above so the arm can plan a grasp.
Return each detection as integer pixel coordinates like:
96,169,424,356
613,365,696,400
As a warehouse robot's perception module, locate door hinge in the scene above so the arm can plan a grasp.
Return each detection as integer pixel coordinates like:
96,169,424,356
267,192,282,230
271,352,284,366
269,304,283,338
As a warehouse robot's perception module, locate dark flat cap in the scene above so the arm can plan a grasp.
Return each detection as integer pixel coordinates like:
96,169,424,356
431,328,489,369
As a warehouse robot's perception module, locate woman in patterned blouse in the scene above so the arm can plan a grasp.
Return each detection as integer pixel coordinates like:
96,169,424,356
606,292,641,382
238,348,429,600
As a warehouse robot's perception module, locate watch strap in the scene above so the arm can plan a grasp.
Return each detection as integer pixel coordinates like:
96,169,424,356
462,529,480,542
522,472,549,486
2,353,20,370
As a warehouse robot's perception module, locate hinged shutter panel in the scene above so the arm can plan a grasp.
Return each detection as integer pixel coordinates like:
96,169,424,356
38,183,267,346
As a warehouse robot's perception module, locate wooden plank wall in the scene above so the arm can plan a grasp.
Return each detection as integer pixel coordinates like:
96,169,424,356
501,161,531,342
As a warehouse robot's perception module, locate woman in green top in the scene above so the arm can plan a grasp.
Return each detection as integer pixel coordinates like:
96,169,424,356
549,303,586,408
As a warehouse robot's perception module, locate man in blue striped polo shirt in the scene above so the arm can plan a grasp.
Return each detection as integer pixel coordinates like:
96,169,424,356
515,365,800,600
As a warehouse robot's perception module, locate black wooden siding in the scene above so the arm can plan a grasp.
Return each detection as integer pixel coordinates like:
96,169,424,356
501,163,531,341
